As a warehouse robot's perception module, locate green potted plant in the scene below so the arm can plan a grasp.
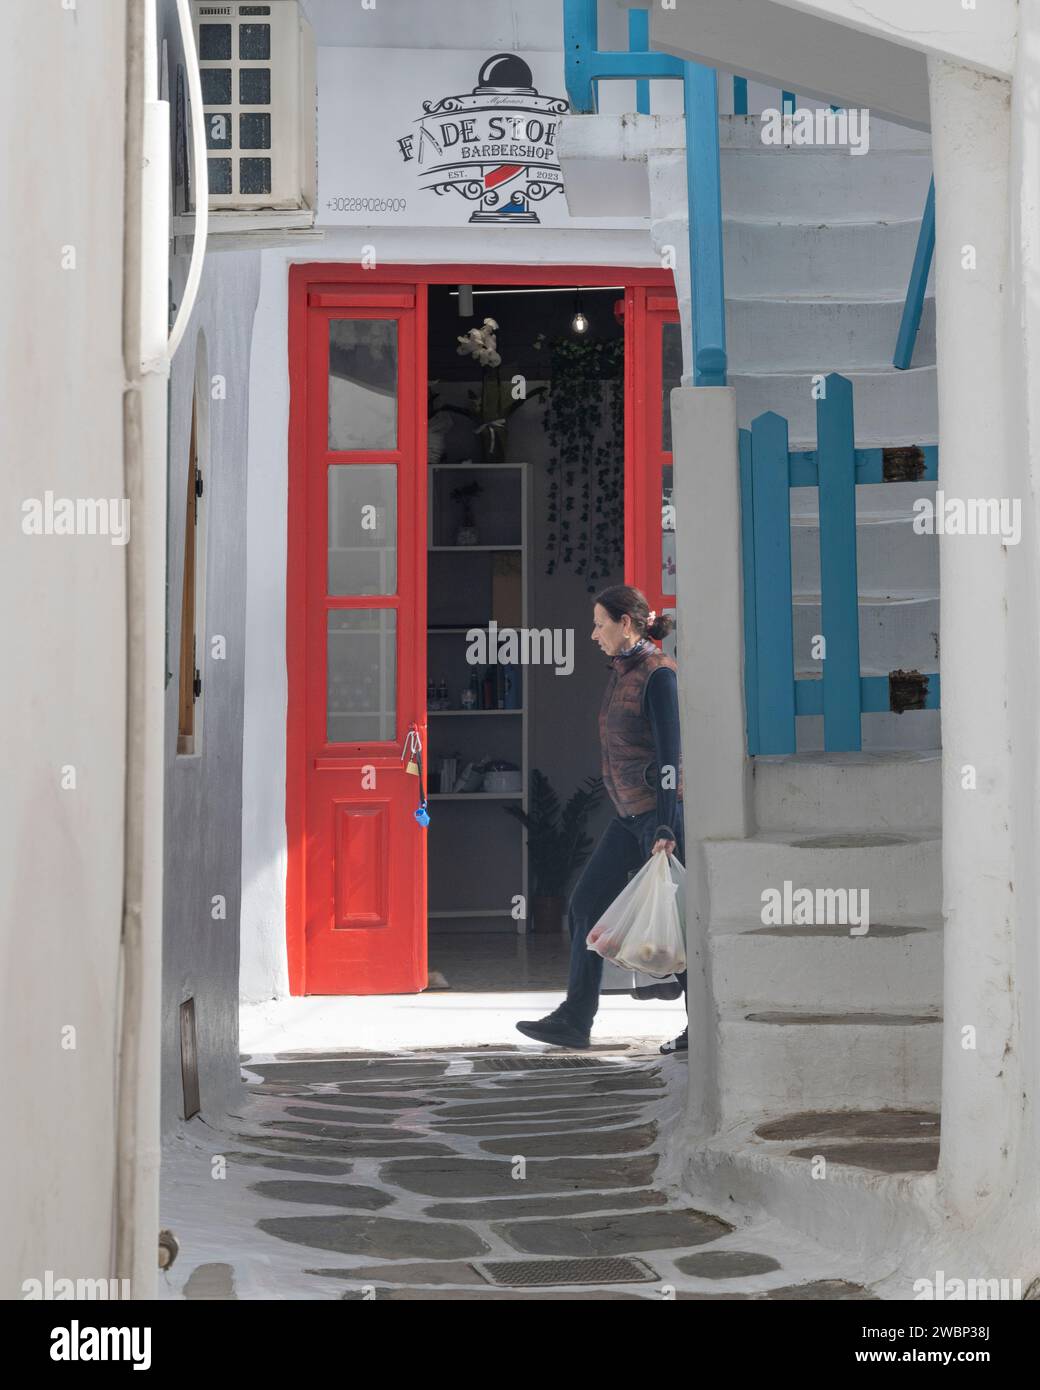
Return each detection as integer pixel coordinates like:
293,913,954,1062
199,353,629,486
504,770,604,931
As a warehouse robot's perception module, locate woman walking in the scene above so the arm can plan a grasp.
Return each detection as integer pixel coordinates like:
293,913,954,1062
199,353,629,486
517,585,688,1054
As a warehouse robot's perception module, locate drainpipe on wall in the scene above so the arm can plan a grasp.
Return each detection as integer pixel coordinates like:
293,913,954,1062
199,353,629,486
117,0,208,1297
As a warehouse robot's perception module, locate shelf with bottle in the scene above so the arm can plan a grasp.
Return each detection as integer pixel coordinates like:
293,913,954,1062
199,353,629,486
426,665,521,713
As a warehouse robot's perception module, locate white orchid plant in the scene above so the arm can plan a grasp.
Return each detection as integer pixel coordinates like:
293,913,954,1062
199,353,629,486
456,318,502,370
438,316,545,460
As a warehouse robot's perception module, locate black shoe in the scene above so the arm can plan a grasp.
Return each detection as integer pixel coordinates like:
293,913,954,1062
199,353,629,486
660,1028,688,1055
631,981,683,1001
516,1011,591,1049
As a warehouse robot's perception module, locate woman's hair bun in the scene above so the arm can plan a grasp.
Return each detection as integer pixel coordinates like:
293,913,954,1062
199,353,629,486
646,612,674,641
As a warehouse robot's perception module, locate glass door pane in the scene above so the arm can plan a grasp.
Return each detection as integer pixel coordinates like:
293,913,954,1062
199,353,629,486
328,464,397,595
327,609,397,742
328,319,398,451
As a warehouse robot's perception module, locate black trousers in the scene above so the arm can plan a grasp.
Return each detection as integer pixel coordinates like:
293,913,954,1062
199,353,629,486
561,807,687,1032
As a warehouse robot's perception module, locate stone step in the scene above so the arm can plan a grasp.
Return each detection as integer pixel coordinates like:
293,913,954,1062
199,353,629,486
792,592,939,674
732,365,937,449
712,918,943,1013
719,113,931,155
717,1011,942,1122
558,113,931,222
680,1112,938,1268
796,709,941,754
753,751,941,833
704,832,941,925
721,144,933,221
726,293,935,372
790,502,939,599
724,216,931,298
790,480,936,523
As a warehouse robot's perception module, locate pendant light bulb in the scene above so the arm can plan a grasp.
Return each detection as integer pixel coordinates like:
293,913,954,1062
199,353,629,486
571,291,588,335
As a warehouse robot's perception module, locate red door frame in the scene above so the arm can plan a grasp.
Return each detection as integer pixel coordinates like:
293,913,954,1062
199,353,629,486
626,285,680,622
287,262,676,995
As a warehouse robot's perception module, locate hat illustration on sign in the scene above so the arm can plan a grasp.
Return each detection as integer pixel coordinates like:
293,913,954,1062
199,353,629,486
397,52,569,225
476,53,536,92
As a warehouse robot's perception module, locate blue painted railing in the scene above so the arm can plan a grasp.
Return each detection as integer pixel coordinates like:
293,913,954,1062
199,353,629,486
894,177,935,370
565,0,685,104
740,373,941,754
628,8,651,115
563,0,727,386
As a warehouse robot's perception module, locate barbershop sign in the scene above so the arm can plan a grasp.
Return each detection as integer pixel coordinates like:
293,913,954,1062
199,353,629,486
318,47,638,230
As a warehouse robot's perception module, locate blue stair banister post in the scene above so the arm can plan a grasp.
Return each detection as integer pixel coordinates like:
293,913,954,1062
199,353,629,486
564,0,599,112
894,177,935,370
683,62,728,387
629,8,650,115
751,412,796,753
739,429,760,754
816,373,863,751
733,76,748,116
562,2,726,386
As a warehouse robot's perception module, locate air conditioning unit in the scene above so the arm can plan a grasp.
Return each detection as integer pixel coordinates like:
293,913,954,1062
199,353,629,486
190,0,315,216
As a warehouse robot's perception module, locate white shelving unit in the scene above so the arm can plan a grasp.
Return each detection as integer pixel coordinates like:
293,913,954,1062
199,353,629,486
427,462,529,934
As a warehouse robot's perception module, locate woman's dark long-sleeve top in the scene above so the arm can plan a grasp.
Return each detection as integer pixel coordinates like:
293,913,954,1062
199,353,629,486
644,665,682,845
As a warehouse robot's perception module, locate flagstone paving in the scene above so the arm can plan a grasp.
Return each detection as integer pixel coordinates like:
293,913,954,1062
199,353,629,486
160,1047,880,1300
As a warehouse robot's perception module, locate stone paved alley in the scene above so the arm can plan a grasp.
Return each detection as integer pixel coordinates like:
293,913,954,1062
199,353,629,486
160,1045,882,1300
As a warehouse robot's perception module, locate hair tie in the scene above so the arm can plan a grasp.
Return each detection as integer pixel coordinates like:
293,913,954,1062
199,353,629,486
647,609,657,625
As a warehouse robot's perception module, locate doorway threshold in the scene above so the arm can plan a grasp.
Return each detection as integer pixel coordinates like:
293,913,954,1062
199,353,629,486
240,992,686,1058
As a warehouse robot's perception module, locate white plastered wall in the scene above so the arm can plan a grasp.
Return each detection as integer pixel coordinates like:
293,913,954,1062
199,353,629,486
0,0,129,1298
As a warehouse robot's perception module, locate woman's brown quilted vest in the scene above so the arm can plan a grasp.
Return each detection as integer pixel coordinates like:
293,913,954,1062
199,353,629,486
598,643,683,816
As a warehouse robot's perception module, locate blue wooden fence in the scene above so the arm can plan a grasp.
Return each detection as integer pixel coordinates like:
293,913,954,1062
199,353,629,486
740,373,941,754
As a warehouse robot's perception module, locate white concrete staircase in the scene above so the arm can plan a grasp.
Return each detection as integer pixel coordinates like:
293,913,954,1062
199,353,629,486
709,753,942,1124
683,752,943,1259
559,97,945,1259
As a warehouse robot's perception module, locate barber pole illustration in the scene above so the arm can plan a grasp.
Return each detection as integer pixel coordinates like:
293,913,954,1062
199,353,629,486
397,53,569,225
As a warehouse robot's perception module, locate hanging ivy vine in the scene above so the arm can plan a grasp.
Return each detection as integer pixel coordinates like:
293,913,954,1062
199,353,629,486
542,336,625,591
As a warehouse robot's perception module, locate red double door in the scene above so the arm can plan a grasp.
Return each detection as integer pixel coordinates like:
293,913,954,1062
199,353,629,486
287,267,677,995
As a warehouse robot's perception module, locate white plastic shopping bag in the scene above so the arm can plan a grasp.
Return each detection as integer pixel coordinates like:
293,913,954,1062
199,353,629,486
587,851,686,977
